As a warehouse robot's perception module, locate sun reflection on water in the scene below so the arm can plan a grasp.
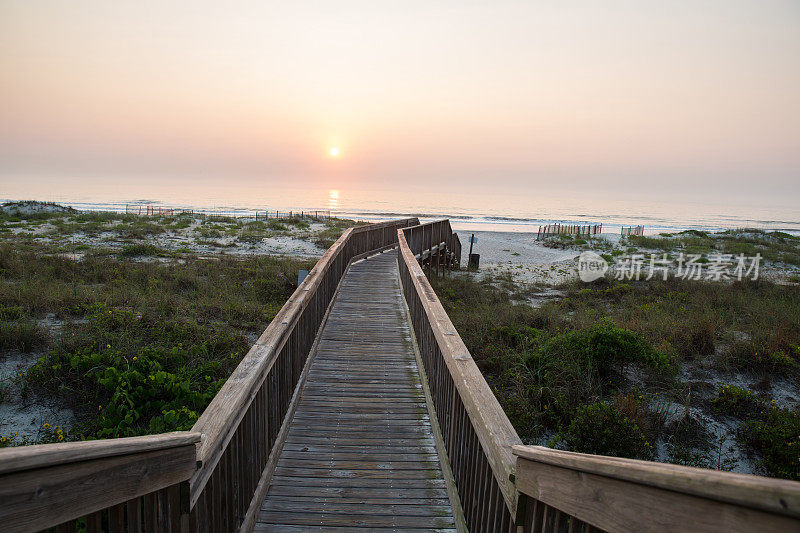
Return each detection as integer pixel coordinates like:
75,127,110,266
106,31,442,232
328,189,339,210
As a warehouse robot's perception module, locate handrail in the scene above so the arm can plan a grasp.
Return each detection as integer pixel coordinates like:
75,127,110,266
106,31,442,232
0,218,418,533
513,445,800,532
397,220,800,533
397,223,521,532
191,217,418,479
402,219,461,269
7,216,797,532
189,217,419,530
0,431,199,475
0,431,200,532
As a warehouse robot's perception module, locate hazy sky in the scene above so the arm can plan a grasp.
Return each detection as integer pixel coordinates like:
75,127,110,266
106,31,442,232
1,1,799,204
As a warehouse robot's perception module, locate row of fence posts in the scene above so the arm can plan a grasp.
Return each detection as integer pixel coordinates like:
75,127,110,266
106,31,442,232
537,223,602,240
253,210,331,220
124,205,186,216
621,225,645,236
123,205,332,220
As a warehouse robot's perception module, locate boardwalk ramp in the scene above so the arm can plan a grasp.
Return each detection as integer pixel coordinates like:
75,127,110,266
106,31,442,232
257,251,457,531
2,218,799,533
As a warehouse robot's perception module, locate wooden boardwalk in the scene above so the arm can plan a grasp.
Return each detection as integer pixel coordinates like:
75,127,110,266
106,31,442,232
256,250,457,532
6,219,799,533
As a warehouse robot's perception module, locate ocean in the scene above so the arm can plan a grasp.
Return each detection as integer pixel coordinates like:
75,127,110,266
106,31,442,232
3,186,799,236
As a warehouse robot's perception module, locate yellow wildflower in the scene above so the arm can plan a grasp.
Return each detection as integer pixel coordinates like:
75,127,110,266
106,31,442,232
58,435,63,441
133,356,138,361
43,423,50,429
106,344,111,349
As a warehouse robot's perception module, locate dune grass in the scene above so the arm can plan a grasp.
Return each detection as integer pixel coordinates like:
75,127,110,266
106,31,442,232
626,229,800,266
432,272,800,479
0,241,315,443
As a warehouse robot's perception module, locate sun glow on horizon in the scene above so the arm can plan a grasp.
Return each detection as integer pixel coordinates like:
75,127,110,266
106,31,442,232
329,147,340,157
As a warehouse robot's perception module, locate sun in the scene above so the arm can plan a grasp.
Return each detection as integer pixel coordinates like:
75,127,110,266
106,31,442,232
329,147,340,157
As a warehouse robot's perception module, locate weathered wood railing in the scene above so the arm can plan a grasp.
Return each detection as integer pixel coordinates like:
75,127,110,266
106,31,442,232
403,218,461,272
187,217,419,531
513,445,800,532
398,223,521,532
397,220,800,533
0,432,199,532
0,218,419,533
5,217,799,533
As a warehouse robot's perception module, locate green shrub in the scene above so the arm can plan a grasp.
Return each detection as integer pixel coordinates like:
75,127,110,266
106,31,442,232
710,385,761,418
529,322,668,379
741,406,800,480
205,216,238,224
245,221,266,230
266,220,288,231
167,219,192,230
0,242,313,442
497,324,546,350
721,342,799,374
673,319,715,358
72,211,129,223
28,304,247,438
556,402,653,459
663,415,717,468
197,227,222,238
314,227,344,249
0,320,46,352
771,231,798,241
680,229,708,237
238,230,266,244
502,323,669,439
432,265,800,479
723,241,758,256
602,283,632,299
116,221,165,239
291,219,310,230
0,201,75,221
119,243,166,257
628,236,673,251
0,305,25,320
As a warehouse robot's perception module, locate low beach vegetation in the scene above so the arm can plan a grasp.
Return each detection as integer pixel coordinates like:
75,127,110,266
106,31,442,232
0,202,359,256
539,227,800,269
432,271,800,479
0,218,317,444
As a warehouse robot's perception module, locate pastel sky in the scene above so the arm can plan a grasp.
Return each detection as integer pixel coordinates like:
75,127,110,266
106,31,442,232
1,1,799,204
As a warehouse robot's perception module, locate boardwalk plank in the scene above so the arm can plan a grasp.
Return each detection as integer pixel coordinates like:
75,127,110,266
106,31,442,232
257,251,456,531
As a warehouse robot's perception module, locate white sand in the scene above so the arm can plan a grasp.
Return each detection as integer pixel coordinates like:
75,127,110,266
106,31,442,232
0,350,75,443
8,218,330,258
456,230,585,284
